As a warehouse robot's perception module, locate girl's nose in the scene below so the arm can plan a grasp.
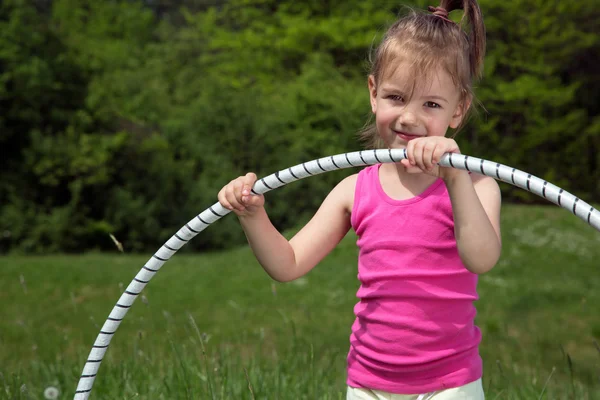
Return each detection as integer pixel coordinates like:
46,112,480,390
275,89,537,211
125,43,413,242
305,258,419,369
398,108,418,127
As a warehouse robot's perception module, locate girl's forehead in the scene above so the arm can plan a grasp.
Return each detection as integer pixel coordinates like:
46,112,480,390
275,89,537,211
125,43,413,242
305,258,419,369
381,62,456,95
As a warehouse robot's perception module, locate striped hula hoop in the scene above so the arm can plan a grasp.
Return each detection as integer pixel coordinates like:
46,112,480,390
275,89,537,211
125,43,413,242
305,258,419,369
74,148,600,399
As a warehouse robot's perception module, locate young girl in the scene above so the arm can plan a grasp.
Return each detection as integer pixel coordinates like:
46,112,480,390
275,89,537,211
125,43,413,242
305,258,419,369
218,1,501,398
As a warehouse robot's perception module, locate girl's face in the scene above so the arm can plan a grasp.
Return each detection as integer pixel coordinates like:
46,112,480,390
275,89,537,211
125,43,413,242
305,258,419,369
368,64,467,149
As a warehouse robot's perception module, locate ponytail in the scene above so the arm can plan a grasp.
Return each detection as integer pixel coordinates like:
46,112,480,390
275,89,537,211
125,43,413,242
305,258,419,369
437,0,486,80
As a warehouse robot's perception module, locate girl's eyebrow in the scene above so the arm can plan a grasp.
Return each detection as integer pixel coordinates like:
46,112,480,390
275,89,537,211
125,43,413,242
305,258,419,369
423,95,449,104
379,85,405,93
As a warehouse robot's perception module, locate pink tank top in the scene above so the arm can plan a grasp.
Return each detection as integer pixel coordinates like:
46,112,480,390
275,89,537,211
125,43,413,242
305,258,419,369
347,164,482,394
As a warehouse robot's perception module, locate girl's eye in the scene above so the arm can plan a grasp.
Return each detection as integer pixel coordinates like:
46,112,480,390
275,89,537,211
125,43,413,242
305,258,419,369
425,101,441,108
387,95,404,102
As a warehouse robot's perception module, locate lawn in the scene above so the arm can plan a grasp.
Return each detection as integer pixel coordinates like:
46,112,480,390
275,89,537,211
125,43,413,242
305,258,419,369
1,204,599,399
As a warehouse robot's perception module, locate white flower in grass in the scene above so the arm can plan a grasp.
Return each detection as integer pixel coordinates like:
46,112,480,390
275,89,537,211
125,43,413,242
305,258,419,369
44,386,60,399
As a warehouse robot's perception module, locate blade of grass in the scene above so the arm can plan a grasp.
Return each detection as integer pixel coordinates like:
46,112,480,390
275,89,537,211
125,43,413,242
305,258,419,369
537,367,556,400
567,354,575,399
169,337,192,399
244,368,256,400
188,312,215,400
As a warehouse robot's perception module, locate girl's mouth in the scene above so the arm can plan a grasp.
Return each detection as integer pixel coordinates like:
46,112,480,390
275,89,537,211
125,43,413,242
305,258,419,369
395,131,422,141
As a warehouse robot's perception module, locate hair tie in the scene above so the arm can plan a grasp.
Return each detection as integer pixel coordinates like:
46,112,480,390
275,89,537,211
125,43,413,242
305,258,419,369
428,6,454,23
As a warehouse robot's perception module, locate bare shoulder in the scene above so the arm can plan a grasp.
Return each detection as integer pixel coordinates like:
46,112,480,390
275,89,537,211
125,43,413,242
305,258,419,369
331,173,359,214
471,173,500,192
470,173,502,211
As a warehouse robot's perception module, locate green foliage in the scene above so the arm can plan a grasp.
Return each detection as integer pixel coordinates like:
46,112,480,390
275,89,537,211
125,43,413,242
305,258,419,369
0,0,598,252
473,0,599,201
0,0,87,192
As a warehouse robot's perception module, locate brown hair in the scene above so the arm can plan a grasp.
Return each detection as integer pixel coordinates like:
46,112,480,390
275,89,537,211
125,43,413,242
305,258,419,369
360,0,486,148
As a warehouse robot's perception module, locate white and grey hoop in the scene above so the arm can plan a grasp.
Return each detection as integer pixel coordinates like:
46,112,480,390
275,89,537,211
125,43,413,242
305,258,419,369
74,149,600,399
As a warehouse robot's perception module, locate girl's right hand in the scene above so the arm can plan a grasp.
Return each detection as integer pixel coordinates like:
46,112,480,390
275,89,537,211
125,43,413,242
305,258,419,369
217,172,265,217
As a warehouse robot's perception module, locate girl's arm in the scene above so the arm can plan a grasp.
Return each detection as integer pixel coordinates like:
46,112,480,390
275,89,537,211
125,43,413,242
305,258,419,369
222,174,356,282
444,171,502,274
404,137,502,275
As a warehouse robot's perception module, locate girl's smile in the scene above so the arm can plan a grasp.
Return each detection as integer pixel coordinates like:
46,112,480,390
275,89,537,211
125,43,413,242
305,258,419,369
394,131,424,141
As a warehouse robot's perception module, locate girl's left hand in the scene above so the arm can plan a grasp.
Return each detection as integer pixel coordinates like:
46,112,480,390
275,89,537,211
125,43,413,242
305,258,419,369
401,137,462,180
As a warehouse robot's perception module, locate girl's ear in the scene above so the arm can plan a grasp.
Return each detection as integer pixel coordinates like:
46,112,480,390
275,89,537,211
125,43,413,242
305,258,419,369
449,97,472,129
368,75,378,114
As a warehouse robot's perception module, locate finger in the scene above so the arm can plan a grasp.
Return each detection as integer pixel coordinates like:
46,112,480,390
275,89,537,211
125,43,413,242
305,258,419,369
243,173,258,196
422,142,436,171
226,191,244,211
226,182,245,211
448,139,460,154
233,179,245,200
217,188,234,211
401,158,419,173
406,140,416,166
432,145,445,166
404,164,422,174
412,140,426,171
242,193,264,207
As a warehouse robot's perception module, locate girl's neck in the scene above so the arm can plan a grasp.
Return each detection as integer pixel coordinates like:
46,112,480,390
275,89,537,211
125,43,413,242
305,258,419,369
378,162,439,201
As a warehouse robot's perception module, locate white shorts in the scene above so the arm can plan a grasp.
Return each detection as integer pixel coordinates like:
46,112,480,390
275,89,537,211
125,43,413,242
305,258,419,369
347,378,484,400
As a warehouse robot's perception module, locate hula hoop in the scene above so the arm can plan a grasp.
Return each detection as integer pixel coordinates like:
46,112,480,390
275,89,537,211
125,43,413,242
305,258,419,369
74,149,599,399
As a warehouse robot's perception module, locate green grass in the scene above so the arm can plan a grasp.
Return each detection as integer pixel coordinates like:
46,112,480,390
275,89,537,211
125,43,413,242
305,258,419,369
1,204,600,399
